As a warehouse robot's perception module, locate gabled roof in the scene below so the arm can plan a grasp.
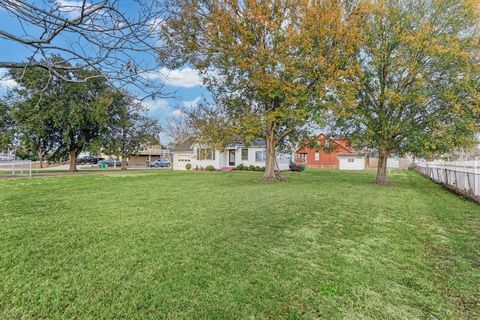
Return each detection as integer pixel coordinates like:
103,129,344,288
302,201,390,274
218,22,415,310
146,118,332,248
296,134,354,153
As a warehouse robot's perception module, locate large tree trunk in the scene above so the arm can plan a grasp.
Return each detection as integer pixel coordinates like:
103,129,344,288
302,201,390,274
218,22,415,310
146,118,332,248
69,150,78,172
375,148,389,185
261,122,283,182
121,157,127,171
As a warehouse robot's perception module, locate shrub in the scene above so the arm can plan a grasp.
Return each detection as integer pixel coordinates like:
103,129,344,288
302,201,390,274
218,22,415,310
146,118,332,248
255,166,265,172
289,162,305,172
236,163,245,170
185,163,192,171
206,165,215,171
249,165,256,171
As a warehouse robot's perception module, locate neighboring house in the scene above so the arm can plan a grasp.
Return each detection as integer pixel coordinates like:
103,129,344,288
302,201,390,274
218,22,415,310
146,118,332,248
172,140,291,171
128,145,171,167
295,134,354,169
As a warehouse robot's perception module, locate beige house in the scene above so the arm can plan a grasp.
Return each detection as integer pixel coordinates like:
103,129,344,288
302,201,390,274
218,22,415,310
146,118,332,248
129,145,171,167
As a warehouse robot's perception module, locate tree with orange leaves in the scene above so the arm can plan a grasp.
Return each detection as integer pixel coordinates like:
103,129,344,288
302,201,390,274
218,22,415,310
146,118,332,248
161,0,361,181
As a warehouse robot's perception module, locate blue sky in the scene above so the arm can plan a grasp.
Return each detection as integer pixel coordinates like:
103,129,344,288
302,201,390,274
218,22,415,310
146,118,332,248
0,1,209,144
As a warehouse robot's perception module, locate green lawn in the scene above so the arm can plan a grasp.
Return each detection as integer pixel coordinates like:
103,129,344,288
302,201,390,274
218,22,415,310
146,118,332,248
0,170,478,319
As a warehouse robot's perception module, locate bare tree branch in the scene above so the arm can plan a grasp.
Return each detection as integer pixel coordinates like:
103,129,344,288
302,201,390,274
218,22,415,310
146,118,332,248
0,0,169,98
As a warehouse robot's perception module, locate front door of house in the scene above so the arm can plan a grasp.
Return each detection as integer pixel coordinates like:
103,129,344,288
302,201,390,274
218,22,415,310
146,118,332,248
228,150,235,166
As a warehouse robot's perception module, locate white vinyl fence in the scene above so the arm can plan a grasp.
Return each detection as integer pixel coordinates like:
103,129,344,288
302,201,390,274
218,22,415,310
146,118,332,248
416,160,480,201
0,159,33,177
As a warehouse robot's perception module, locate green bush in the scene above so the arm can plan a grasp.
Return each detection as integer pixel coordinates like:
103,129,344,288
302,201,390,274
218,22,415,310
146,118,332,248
185,163,192,171
289,162,305,172
249,165,256,171
255,166,265,172
206,165,215,171
236,163,245,170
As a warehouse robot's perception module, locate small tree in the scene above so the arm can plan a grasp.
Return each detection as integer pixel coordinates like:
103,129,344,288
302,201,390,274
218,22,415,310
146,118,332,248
102,95,161,170
332,0,480,185
164,115,196,147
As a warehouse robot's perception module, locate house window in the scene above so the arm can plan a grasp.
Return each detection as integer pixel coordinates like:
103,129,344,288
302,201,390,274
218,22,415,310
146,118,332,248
241,149,248,161
255,150,266,162
315,152,320,161
298,153,307,162
348,158,354,163
197,148,215,160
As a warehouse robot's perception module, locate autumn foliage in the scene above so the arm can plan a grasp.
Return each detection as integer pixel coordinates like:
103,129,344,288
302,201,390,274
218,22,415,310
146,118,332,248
161,0,361,181
161,0,479,184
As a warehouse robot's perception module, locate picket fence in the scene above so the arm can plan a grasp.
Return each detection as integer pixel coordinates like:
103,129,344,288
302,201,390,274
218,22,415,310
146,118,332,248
416,160,480,202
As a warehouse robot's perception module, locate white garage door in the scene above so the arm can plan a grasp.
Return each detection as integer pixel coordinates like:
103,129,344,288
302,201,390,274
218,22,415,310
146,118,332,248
173,156,192,170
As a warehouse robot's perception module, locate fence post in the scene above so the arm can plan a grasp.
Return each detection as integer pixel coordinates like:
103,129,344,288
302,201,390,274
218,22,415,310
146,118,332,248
475,160,479,197
29,160,32,178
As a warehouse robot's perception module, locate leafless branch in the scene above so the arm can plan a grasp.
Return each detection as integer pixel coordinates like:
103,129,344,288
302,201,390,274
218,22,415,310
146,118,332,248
0,0,169,98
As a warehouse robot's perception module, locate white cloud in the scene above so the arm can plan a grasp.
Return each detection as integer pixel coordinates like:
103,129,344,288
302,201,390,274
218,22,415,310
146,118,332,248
170,109,184,117
56,0,87,12
143,99,169,111
148,17,165,35
0,79,18,90
182,96,202,108
56,1,102,19
143,67,203,88
0,68,18,91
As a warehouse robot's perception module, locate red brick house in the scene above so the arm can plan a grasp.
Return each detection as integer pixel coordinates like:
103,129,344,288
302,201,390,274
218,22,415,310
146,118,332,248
295,134,354,169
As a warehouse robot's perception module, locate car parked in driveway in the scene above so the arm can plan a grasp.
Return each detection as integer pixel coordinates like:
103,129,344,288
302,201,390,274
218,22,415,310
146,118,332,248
148,159,171,168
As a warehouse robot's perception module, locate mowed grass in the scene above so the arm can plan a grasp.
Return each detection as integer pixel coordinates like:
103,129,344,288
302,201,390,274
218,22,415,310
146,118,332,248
0,170,478,319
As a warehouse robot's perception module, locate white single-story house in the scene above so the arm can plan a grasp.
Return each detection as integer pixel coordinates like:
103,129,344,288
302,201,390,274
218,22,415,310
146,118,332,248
338,153,366,170
172,140,291,171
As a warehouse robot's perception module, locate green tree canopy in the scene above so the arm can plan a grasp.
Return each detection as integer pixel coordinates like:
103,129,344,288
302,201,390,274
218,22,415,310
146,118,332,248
0,101,13,151
9,67,61,167
332,0,480,184
9,62,122,171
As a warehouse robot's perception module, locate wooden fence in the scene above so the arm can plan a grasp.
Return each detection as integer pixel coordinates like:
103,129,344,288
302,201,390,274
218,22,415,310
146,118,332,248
416,160,480,202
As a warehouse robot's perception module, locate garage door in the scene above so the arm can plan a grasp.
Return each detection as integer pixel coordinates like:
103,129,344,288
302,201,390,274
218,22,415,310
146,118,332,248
173,156,192,170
